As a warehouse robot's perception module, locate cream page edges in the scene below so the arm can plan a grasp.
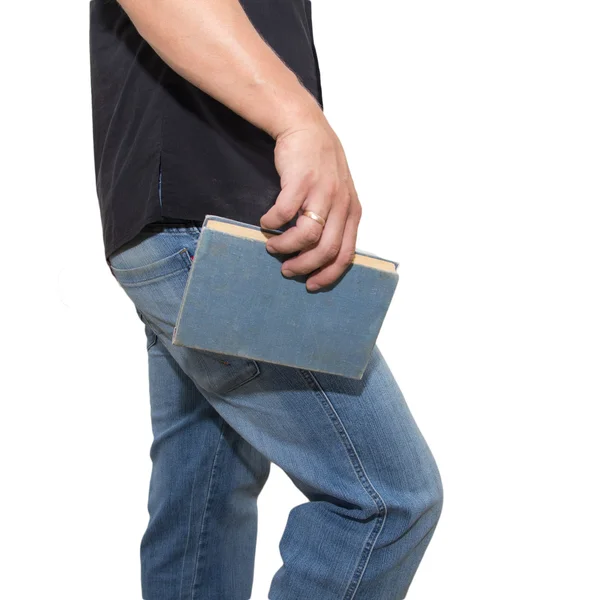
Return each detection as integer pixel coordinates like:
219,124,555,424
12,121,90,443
206,219,397,273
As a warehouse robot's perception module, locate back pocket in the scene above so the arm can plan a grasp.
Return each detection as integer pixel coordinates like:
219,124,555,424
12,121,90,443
109,247,193,287
109,233,261,395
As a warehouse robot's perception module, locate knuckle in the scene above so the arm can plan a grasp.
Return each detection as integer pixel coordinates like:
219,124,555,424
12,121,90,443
324,241,341,260
276,205,296,222
322,178,340,197
301,169,317,188
332,187,349,204
303,226,322,245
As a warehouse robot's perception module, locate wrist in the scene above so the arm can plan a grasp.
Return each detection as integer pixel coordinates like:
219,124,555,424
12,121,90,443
262,77,325,140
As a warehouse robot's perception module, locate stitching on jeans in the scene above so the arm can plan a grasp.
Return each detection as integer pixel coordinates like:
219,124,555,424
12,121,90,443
190,421,227,599
112,249,193,287
178,426,206,600
117,265,190,288
140,230,200,235
297,368,388,600
223,360,261,393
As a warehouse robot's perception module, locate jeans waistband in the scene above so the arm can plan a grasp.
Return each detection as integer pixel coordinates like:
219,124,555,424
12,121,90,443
141,220,202,234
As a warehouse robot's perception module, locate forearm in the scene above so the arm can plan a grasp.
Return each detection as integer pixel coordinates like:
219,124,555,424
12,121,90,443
117,0,323,138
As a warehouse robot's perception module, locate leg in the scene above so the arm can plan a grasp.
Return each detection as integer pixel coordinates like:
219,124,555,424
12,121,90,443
135,309,270,600
163,343,443,600
109,224,444,599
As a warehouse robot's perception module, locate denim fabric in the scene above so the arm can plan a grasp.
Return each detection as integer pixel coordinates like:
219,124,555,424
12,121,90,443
108,223,444,600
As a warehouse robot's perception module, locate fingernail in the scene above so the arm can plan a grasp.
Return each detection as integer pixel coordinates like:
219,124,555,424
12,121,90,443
266,244,278,254
282,268,295,277
307,282,321,291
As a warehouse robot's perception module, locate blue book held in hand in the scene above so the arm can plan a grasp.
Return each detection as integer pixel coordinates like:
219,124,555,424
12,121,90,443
172,215,399,379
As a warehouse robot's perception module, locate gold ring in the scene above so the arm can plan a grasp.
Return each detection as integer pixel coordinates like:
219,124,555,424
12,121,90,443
301,210,326,228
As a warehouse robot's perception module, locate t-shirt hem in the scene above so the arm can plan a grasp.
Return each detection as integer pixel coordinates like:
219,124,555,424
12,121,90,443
104,212,165,264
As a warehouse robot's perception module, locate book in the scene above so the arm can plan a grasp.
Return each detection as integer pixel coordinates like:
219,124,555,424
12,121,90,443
172,214,399,380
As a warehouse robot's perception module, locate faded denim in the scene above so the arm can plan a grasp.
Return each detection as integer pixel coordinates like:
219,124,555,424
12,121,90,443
107,223,444,600
172,214,399,379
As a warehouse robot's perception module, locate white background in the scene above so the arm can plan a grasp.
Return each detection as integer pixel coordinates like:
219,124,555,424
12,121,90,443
1,0,594,598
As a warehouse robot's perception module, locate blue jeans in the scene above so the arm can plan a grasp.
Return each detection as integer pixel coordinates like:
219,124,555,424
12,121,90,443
107,223,443,600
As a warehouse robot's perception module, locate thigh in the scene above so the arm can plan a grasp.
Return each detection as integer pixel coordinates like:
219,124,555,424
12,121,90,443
109,225,440,504
167,338,440,513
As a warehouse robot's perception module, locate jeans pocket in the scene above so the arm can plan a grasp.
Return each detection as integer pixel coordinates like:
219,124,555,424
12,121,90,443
108,233,197,342
109,230,261,395
193,352,261,395
109,247,193,287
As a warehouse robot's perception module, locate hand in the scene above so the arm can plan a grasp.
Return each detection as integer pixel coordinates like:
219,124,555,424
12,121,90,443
260,114,363,292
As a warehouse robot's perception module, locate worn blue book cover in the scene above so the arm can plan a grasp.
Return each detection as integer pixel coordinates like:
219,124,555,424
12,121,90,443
172,215,399,379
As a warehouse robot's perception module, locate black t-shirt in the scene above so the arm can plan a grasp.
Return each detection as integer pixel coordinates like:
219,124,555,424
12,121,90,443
89,0,323,263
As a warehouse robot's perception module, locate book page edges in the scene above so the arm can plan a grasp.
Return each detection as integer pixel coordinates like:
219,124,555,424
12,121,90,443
205,219,397,273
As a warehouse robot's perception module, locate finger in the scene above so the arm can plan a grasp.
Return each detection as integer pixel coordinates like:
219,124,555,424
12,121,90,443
265,187,332,255
265,212,324,255
305,202,361,291
260,180,307,231
280,198,349,277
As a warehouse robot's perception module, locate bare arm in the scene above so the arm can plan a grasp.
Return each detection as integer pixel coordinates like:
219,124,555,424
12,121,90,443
117,0,320,138
118,0,362,290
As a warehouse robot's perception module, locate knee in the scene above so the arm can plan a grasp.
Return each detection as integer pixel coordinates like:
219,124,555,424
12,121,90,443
423,456,444,518
413,455,443,522
422,467,444,526
383,457,444,541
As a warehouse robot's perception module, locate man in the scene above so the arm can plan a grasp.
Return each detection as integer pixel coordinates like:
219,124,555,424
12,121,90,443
89,1,443,598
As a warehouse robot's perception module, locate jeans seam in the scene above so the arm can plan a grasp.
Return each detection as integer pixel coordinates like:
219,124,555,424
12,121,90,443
190,420,227,599
178,433,205,600
297,369,387,600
